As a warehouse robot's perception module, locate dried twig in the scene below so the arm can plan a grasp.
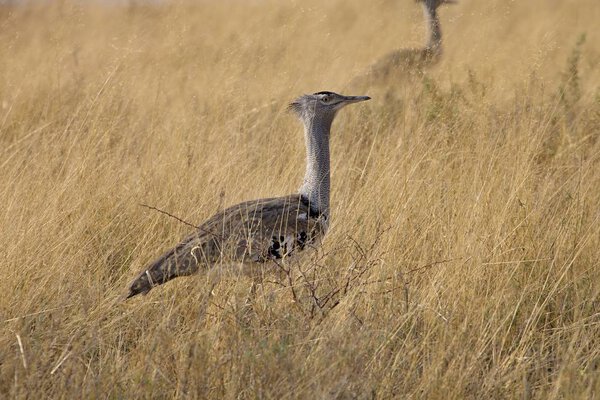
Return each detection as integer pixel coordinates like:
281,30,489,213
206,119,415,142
404,257,462,275
271,259,307,317
50,352,71,375
139,203,200,230
4,305,74,323
15,333,27,370
139,203,228,241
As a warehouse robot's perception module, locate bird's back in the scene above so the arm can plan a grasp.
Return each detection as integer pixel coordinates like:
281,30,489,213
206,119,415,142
369,47,439,81
126,194,326,298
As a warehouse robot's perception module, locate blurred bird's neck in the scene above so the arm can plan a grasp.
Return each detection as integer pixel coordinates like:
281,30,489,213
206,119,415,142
423,4,442,53
299,113,333,217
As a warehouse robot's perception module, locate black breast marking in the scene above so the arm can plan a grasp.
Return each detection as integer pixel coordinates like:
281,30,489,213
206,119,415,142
268,235,283,259
268,231,314,259
300,195,323,219
296,231,308,250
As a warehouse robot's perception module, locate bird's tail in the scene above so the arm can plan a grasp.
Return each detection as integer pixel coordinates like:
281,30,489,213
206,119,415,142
124,244,201,299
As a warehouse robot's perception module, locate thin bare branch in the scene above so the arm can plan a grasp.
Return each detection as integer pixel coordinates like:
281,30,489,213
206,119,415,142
139,203,200,230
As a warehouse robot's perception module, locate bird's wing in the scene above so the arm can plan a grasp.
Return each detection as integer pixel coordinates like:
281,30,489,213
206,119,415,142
125,195,326,298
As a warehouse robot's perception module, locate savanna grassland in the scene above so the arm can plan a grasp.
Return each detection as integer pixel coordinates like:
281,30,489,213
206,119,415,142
1,0,600,398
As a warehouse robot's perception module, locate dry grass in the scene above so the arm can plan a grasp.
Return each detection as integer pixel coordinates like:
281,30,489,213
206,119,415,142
1,0,600,398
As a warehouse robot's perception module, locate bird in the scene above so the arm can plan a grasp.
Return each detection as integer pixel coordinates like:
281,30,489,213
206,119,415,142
125,91,370,299
353,0,456,85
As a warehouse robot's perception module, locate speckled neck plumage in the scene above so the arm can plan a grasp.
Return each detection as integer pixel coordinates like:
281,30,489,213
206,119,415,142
423,3,442,53
299,112,334,218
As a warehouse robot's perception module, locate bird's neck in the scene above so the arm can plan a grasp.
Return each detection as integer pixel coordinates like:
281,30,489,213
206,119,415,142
299,114,333,217
423,4,442,53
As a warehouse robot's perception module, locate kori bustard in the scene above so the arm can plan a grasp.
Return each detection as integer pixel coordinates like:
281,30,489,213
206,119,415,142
358,0,456,84
125,91,370,299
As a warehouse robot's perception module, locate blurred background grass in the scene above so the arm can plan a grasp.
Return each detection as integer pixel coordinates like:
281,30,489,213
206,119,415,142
1,0,599,398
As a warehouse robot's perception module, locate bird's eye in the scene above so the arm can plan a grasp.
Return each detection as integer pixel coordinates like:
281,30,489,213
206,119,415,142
321,96,330,103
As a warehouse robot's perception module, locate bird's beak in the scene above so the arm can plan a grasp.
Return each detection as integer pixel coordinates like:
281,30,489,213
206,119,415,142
341,95,371,104
334,95,371,110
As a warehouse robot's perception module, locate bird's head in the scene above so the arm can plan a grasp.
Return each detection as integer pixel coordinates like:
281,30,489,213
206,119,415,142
289,91,370,121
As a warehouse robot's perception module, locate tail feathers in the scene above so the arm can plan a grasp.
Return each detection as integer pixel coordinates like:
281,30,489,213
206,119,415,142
125,269,155,299
124,246,201,299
